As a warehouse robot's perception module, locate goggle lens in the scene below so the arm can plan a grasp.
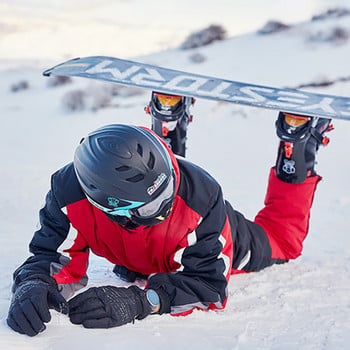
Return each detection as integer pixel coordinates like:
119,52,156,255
133,174,175,218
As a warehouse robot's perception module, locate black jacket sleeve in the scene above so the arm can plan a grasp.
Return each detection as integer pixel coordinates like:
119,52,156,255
12,166,88,297
12,180,70,289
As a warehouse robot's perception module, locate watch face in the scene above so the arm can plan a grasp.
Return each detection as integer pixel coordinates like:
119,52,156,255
146,289,160,308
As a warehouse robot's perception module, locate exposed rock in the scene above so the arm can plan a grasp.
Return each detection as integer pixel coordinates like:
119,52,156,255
180,25,227,49
257,20,291,35
10,80,29,93
311,7,350,21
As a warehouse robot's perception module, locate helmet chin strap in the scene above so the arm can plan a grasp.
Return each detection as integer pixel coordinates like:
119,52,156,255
124,219,141,230
104,212,144,231
104,213,128,225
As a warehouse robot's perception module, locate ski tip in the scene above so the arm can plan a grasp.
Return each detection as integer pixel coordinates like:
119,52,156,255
42,68,52,77
42,57,83,77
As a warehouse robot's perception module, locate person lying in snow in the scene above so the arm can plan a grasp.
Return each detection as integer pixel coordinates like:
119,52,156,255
7,92,333,336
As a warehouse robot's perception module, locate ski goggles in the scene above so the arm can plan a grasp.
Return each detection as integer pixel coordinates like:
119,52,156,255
132,173,175,218
86,173,175,219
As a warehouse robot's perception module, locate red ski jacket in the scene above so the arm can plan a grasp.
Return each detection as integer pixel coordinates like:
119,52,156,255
13,143,233,315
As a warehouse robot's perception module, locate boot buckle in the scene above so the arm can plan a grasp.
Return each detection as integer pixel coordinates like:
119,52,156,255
284,142,294,158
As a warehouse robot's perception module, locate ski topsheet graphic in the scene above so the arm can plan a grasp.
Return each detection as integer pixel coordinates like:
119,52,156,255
43,56,350,120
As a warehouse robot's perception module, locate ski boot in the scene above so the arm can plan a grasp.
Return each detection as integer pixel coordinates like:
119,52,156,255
275,112,333,183
145,91,195,157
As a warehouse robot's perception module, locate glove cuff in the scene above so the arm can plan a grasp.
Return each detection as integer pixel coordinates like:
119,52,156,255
13,273,58,292
129,286,171,318
128,286,153,320
153,287,171,314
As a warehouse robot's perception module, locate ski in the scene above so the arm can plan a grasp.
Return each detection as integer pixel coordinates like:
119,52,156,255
43,56,350,120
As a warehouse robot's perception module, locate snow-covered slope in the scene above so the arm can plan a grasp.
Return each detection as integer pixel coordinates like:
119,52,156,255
0,0,339,64
0,12,350,350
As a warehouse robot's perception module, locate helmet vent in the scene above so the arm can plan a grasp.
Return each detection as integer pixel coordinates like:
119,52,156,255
89,184,97,190
126,173,145,183
115,165,130,172
137,143,143,156
148,152,155,169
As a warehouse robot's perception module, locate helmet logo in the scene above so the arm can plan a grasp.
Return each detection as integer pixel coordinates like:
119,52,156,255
147,173,167,196
108,196,120,208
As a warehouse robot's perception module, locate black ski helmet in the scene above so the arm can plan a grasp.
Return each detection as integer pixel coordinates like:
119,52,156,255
74,124,175,219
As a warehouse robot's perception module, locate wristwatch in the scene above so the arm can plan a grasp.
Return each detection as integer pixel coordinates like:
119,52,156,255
146,289,160,313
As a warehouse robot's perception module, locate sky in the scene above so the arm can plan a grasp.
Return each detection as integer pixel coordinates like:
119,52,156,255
1,0,350,62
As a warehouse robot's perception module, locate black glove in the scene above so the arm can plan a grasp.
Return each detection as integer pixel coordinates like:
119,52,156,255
7,279,68,337
68,285,153,328
113,265,148,282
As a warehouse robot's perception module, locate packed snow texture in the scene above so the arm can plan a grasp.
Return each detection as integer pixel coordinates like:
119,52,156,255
1,8,350,350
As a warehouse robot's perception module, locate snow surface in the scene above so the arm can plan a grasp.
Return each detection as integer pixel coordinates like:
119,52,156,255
1,8,350,350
